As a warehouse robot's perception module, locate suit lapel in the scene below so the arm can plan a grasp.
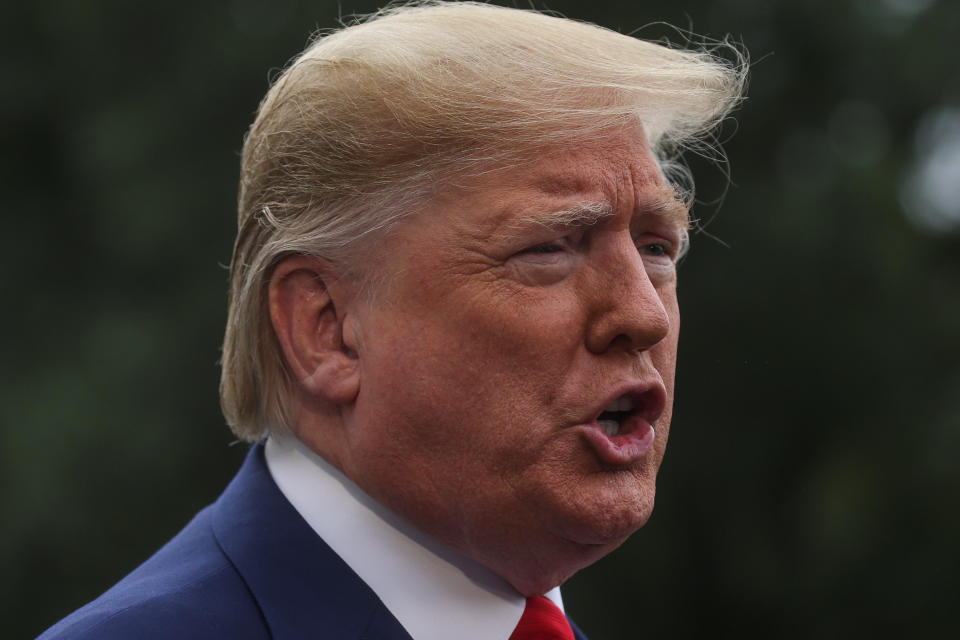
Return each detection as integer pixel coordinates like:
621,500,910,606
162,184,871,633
211,444,413,640
568,616,590,640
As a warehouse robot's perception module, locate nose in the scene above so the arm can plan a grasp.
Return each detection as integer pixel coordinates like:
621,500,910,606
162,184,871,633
584,237,672,355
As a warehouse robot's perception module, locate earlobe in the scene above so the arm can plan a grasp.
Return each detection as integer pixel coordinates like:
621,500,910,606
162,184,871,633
268,255,360,406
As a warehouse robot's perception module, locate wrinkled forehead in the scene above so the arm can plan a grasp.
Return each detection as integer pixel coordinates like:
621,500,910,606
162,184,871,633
441,137,690,234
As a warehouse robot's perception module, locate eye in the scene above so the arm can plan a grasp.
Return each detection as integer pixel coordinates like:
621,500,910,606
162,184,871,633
640,242,668,258
632,224,683,263
637,239,679,263
508,238,579,286
523,243,565,255
515,231,583,258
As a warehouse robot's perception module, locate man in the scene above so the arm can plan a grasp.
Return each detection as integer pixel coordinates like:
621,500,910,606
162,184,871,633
40,2,744,638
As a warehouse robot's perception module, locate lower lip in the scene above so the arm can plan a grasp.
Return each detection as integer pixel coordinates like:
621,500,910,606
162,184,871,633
579,415,656,466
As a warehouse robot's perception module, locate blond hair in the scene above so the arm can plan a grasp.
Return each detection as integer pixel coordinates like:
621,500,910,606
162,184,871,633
221,1,747,440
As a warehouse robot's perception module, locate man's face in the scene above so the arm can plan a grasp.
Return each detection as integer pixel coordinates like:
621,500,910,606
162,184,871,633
339,130,686,594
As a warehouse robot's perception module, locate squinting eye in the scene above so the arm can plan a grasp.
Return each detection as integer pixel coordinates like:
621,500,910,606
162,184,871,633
509,240,577,286
523,243,565,255
641,243,668,258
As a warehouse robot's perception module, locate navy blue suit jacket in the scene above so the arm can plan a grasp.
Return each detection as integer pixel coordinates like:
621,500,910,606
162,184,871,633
39,445,589,639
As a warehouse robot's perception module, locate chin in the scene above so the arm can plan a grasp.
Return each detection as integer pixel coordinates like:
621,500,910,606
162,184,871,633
491,533,626,598
507,515,644,596
546,473,658,548
474,477,658,597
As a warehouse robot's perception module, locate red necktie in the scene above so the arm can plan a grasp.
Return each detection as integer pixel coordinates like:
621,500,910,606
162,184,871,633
509,596,575,640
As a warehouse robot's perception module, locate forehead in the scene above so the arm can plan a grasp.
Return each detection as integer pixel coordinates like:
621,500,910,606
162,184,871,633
442,136,689,234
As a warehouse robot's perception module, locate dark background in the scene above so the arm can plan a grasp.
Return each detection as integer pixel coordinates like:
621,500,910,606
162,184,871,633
5,0,958,637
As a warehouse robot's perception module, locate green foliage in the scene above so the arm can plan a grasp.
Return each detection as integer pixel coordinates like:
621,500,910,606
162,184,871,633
4,1,958,637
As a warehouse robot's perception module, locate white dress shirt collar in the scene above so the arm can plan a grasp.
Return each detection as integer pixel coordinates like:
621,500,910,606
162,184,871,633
264,435,564,640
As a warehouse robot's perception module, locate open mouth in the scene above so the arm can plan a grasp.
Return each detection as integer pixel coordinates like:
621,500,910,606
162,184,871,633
579,385,665,465
596,395,636,437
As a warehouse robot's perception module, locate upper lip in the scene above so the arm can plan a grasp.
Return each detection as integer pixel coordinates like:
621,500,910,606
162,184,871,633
588,381,667,426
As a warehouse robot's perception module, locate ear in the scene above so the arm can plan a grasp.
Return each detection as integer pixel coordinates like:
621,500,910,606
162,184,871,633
268,254,360,406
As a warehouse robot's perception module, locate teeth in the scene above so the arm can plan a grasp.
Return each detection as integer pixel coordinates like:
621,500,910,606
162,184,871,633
598,419,620,436
603,395,635,413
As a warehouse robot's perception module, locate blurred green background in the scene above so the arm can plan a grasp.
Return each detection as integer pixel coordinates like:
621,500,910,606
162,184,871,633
4,0,958,637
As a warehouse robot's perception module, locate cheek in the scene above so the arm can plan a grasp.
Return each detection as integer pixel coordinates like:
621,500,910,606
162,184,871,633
651,298,680,450
657,288,681,376
415,283,585,376
358,292,585,460
655,328,679,389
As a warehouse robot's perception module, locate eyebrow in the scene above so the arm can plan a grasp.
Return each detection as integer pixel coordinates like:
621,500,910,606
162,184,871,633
526,201,615,229
517,185,691,232
638,185,692,231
